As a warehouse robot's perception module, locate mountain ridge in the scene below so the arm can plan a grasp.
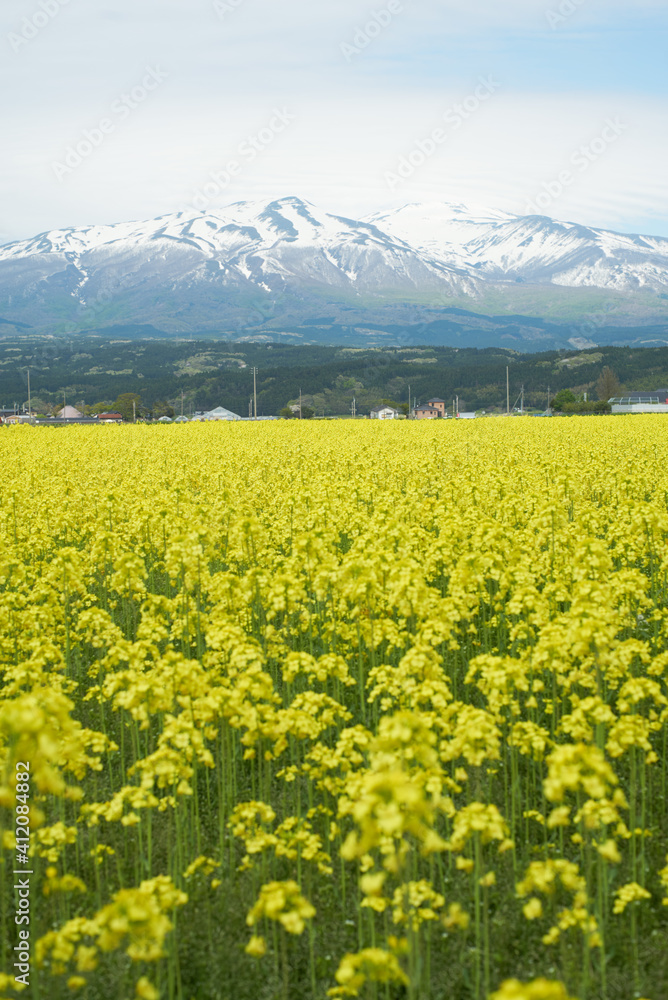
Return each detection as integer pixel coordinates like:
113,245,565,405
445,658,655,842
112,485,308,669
1,196,668,349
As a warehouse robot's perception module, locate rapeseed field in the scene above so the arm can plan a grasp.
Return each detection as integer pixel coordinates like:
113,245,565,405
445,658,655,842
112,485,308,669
1,417,668,1000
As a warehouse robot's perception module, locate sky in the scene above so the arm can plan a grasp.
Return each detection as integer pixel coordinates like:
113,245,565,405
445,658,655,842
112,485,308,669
2,0,667,243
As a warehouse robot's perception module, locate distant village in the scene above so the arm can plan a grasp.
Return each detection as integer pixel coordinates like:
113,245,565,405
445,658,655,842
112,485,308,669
371,399,476,419
1,398,476,425
0,404,266,425
2,390,667,425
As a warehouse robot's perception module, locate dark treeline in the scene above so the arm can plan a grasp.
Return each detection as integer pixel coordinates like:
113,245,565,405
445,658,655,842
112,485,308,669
1,337,667,416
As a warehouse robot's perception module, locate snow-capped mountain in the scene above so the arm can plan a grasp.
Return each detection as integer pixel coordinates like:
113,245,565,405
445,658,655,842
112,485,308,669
1,196,668,345
366,202,668,290
0,196,477,303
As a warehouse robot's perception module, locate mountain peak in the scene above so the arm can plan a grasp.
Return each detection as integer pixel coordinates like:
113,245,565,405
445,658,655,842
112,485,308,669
1,198,667,345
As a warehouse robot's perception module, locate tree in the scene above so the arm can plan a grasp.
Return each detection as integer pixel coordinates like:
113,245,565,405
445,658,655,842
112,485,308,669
279,407,295,419
114,393,143,422
152,400,175,419
300,405,315,420
28,397,54,416
596,367,621,402
562,400,611,415
551,389,577,412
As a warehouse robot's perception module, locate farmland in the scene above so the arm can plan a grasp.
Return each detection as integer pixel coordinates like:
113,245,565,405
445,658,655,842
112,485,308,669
1,418,668,1000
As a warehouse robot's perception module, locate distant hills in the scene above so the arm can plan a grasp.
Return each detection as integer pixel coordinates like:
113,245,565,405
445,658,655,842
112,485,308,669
2,196,668,350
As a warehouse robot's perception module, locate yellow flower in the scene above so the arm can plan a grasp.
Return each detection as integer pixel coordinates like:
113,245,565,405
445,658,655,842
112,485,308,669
245,935,267,958
490,978,577,1000
329,948,408,997
522,898,543,920
613,882,651,914
135,977,159,1000
443,902,470,931
246,881,315,936
596,839,621,864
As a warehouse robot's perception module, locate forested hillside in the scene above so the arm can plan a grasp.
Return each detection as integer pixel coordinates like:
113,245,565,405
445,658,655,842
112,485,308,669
2,337,668,416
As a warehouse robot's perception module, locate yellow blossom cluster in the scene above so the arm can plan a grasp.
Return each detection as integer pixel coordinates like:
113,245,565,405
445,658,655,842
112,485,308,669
0,417,668,1000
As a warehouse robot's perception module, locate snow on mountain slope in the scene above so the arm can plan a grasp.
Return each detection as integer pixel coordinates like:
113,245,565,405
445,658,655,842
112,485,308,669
0,197,478,304
367,202,668,289
1,197,668,340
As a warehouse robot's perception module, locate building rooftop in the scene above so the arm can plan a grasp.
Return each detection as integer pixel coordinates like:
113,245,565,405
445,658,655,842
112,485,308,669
200,406,242,420
610,393,668,404
58,405,84,419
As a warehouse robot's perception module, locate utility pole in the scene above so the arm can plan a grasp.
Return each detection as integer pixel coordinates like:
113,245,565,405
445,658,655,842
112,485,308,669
520,384,524,415
27,370,31,417
181,391,184,418
408,384,411,417
132,400,136,423
351,397,357,418
506,366,510,415
251,366,258,420
452,398,455,419
299,388,302,419
456,394,459,418
547,385,551,416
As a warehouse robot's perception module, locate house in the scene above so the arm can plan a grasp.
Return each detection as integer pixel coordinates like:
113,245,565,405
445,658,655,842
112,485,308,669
96,412,123,423
3,414,35,425
427,398,447,417
0,409,24,423
413,404,441,419
610,391,668,414
58,405,84,419
370,405,399,420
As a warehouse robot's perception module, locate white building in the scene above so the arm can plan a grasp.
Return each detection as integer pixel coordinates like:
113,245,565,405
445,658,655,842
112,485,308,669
370,405,399,420
194,406,242,421
610,392,668,414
